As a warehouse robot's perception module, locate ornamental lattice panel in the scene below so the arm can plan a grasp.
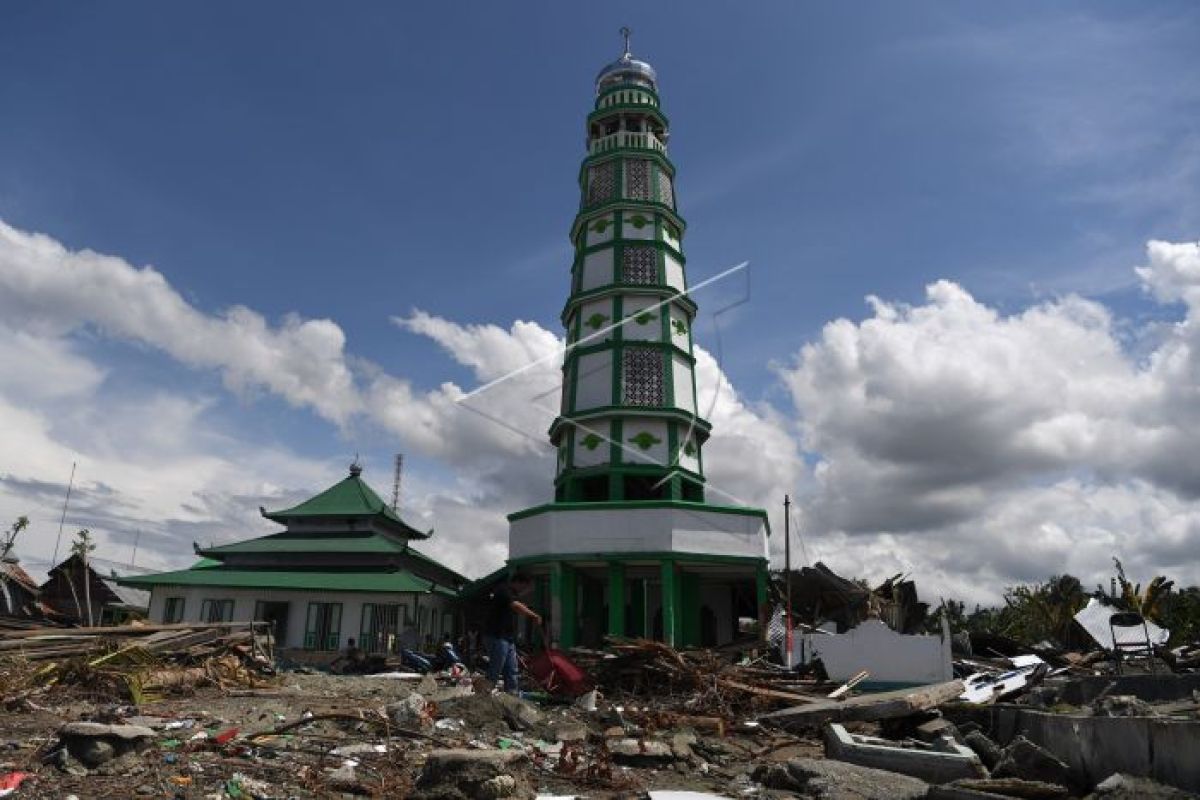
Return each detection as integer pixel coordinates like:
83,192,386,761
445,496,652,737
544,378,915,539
587,162,615,207
625,159,650,200
657,169,674,208
622,246,657,284
623,347,665,406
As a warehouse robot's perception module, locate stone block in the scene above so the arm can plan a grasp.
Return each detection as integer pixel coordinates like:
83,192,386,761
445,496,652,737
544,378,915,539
824,723,986,784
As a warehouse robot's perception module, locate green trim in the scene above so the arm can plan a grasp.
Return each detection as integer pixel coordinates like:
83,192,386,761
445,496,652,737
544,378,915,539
563,337,694,372
554,462,705,491
572,202,687,245
630,576,646,637
607,561,626,637
661,559,678,647
117,568,454,595
508,500,769,527
508,551,767,568
756,565,769,625
595,82,660,104
680,570,700,647
587,104,669,128
562,284,696,326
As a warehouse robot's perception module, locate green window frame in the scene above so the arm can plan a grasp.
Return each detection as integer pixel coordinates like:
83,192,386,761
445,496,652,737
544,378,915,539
304,602,342,650
163,596,185,624
359,603,406,654
199,598,233,623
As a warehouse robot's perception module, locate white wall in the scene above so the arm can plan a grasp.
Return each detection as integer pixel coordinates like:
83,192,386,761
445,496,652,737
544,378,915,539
794,619,953,685
574,351,612,411
664,254,686,292
146,585,454,650
580,250,613,291
509,505,768,560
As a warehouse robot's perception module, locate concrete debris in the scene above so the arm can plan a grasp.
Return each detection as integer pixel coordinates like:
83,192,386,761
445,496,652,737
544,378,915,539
823,722,986,784
992,735,1074,789
759,678,965,731
1088,772,1199,798
962,730,1003,770
55,721,156,769
929,777,1070,798
607,737,674,764
411,749,530,800
753,756,929,799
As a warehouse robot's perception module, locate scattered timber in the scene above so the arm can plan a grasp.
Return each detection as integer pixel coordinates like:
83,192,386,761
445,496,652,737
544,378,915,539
758,678,965,731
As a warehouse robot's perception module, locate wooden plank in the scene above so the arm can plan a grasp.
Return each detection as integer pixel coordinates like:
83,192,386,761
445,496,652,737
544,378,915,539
758,679,964,731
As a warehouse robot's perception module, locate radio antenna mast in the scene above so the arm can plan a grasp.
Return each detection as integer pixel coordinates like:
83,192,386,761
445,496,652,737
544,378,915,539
391,454,404,513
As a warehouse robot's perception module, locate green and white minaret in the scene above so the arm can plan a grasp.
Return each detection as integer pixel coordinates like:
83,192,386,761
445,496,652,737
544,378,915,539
507,30,769,649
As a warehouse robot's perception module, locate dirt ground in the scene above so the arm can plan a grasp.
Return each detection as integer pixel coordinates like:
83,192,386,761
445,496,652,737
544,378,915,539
0,672,822,799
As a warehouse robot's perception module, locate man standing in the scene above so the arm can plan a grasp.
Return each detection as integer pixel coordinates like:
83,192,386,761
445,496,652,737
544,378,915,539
483,571,541,694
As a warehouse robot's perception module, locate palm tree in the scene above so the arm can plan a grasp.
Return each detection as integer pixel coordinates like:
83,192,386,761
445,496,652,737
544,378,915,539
1112,557,1175,623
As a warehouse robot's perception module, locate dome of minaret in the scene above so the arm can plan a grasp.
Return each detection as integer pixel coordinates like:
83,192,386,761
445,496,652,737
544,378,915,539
595,27,657,92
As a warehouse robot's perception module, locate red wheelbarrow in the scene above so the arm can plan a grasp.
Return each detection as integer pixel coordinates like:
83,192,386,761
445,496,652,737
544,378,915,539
522,627,591,697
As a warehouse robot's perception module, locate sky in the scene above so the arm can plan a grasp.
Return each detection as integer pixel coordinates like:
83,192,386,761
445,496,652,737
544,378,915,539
1,2,1198,606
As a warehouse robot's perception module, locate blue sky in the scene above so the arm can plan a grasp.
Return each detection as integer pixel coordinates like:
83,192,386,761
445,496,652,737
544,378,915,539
1,3,1198,600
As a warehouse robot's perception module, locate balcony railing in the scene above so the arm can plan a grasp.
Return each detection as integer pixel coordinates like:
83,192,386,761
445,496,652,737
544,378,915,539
589,131,666,155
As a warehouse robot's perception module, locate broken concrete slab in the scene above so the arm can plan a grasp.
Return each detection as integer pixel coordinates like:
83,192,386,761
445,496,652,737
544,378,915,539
962,730,1002,770
993,736,1073,788
946,704,1200,793
537,719,588,743
927,777,1069,799
608,737,674,764
759,679,965,732
57,722,156,768
410,749,531,800
753,757,928,799
824,723,986,784
1089,772,1198,799
916,716,963,744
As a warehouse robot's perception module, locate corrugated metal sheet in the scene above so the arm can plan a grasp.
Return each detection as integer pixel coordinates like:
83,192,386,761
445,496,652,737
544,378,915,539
1074,597,1169,650
100,578,150,610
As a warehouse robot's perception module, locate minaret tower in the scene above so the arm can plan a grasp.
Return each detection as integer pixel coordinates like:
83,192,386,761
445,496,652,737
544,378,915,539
553,27,706,505
507,30,769,649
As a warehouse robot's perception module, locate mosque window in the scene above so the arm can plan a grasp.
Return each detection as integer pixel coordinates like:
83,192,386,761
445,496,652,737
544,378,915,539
622,347,665,406
622,246,657,284
586,162,616,206
625,159,650,200
656,170,674,208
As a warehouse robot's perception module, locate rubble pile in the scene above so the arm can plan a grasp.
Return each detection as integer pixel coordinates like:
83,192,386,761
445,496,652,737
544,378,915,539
581,638,818,716
0,622,275,707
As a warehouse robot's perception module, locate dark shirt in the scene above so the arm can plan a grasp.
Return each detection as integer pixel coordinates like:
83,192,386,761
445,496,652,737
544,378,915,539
484,584,516,639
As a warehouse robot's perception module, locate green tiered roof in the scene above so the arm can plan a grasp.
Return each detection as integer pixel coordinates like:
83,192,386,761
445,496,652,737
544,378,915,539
116,466,465,597
260,464,430,539
118,566,457,595
198,531,411,556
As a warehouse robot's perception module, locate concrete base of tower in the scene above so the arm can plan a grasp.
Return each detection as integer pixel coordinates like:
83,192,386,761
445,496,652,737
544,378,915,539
507,500,769,561
505,500,770,648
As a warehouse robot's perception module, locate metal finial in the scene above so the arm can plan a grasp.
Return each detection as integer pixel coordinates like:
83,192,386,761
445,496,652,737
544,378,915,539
620,26,632,58
349,453,362,477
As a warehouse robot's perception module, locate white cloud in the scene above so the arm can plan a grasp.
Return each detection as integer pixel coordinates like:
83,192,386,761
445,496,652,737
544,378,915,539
5,216,1200,603
0,222,361,425
779,240,1200,597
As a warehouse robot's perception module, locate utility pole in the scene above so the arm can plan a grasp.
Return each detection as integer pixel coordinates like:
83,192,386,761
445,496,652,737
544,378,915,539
131,529,141,566
391,454,404,513
784,494,793,668
51,461,76,567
